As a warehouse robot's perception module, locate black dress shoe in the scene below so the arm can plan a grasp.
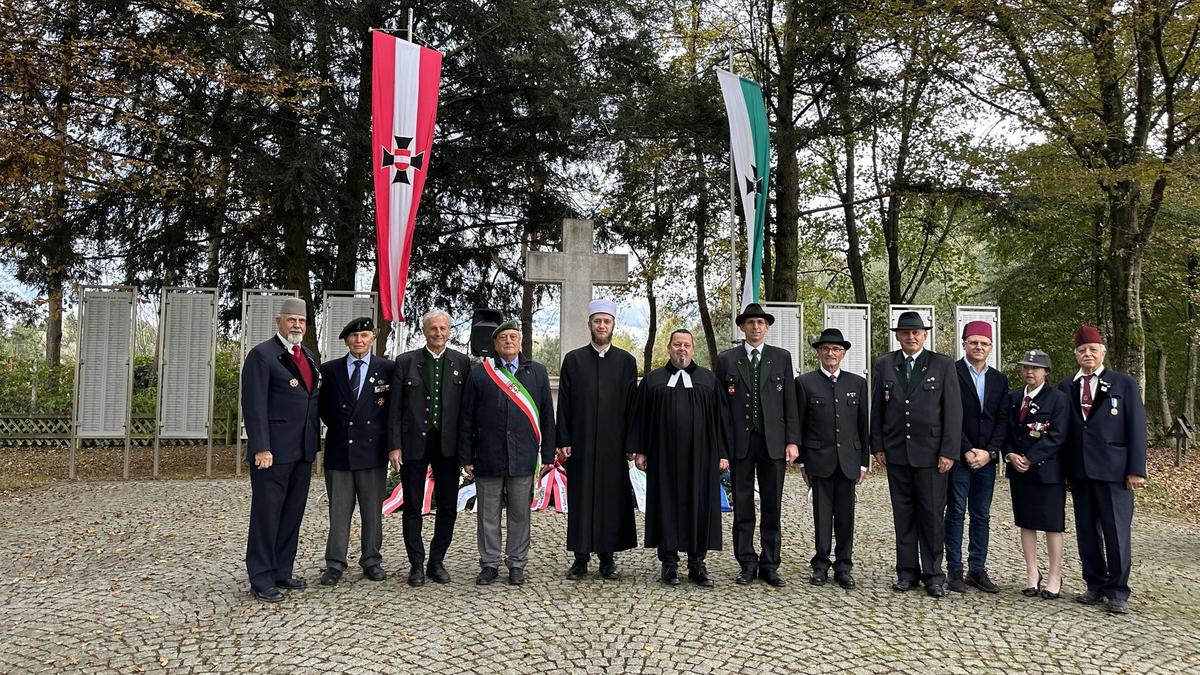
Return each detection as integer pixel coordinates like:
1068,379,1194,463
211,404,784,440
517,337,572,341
834,572,856,590
759,568,786,587
926,583,945,598
363,565,387,582
688,564,715,587
252,586,284,603
508,568,525,585
810,569,828,586
599,562,619,580
426,562,451,584
892,579,917,592
476,567,499,585
946,573,967,593
407,566,426,587
276,577,307,590
734,565,757,585
1040,588,1061,600
1022,573,1042,597
661,564,680,585
566,561,588,581
966,570,1000,593
1077,589,1104,605
318,568,342,586
1108,598,1129,614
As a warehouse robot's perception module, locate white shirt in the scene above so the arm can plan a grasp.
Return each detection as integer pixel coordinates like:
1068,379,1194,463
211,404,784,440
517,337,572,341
1022,383,1045,400
276,334,299,352
1073,365,1106,403
592,343,611,358
426,346,446,360
900,348,924,364
820,366,842,380
744,342,765,361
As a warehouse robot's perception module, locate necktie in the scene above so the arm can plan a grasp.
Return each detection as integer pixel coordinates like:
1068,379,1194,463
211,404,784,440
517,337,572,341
750,348,760,369
506,362,517,374
1081,374,1094,419
291,345,313,391
830,374,837,385
906,356,915,373
1019,395,1032,423
350,359,364,398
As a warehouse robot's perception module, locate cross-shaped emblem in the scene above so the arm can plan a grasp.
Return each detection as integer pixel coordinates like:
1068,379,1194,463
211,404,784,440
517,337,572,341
744,163,763,198
380,135,425,185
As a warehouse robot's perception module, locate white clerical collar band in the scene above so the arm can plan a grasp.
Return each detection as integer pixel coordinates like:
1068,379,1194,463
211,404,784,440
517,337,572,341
667,369,694,388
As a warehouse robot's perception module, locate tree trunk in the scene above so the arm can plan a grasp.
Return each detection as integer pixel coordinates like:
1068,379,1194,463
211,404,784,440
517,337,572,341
1106,187,1147,393
643,276,657,376
694,156,718,366
769,0,801,303
1185,253,1198,426
46,280,64,365
836,35,867,303
1143,309,1171,437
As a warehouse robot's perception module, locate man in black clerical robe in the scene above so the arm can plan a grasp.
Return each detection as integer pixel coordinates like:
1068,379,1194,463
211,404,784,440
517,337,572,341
631,329,729,587
557,299,639,581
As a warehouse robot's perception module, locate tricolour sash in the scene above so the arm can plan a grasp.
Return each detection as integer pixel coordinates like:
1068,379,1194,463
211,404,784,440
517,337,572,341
482,358,542,445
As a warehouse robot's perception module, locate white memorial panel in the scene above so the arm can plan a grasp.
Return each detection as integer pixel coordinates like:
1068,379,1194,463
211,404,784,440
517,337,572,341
955,306,1001,369
888,304,936,353
241,290,298,364
75,289,134,438
824,304,871,381
321,292,378,362
762,302,804,375
158,290,217,438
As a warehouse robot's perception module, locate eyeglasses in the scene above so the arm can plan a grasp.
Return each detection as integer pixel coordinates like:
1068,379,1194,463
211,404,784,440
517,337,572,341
817,346,845,353
965,341,992,348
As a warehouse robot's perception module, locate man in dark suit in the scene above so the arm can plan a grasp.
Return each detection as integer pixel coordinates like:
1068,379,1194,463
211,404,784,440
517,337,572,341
458,319,555,586
388,309,471,586
241,296,321,603
1060,325,1147,614
795,327,869,590
715,303,800,587
871,310,963,597
944,321,1007,594
316,317,394,586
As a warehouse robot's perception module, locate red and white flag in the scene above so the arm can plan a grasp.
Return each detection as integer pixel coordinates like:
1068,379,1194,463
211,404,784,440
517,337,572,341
371,32,443,322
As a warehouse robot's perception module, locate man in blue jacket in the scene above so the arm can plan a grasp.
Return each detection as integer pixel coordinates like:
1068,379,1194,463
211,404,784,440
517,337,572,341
944,321,1007,594
317,317,394,586
241,297,321,603
458,319,555,586
1060,325,1147,614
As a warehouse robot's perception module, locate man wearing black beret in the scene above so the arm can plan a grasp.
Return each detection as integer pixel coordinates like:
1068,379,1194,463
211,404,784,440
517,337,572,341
317,316,395,585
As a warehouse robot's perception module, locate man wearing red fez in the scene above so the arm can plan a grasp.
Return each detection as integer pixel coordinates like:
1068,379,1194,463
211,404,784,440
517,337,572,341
944,321,1008,594
1059,325,1146,614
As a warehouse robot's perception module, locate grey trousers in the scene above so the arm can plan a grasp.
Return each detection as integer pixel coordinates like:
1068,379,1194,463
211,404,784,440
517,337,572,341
324,466,386,571
475,474,533,570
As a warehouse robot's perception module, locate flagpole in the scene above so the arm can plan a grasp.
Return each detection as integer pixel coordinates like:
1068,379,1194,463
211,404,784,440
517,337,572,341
728,46,739,344
407,8,413,41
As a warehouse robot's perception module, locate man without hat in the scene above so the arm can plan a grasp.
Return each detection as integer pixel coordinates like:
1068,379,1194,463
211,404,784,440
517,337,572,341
458,319,556,585
317,317,395,585
795,327,869,589
241,297,321,602
556,299,638,580
388,309,472,586
715,303,801,586
870,310,963,597
1059,325,1147,614
944,320,1008,594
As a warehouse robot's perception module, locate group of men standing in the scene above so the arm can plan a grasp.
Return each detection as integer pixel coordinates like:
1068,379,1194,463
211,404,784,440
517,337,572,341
241,298,1146,615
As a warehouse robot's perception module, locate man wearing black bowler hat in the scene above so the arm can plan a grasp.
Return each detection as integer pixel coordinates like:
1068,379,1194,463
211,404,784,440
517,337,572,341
870,310,962,597
317,316,394,585
715,303,800,587
795,327,869,590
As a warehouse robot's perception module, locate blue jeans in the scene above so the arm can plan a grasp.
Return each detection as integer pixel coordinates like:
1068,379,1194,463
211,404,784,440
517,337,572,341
944,459,996,574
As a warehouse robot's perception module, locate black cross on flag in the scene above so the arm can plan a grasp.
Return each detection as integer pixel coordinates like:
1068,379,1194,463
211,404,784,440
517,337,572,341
744,163,763,198
380,135,426,184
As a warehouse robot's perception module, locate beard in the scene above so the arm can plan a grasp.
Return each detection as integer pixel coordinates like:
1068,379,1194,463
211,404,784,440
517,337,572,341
590,329,612,346
669,354,691,369
286,331,303,346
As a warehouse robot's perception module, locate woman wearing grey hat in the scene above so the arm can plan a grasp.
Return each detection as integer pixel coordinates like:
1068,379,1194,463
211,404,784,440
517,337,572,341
1004,349,1071,599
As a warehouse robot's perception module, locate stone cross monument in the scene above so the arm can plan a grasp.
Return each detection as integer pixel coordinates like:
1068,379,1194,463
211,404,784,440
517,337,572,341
525,218,630,366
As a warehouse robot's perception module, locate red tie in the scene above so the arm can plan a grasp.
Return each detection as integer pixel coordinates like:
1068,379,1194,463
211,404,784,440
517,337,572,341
1080,374,1093,419
1019,395,1032,423
292,345,314,391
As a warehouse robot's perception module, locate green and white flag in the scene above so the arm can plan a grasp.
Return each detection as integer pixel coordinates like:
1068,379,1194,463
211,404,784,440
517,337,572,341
716,68,770,308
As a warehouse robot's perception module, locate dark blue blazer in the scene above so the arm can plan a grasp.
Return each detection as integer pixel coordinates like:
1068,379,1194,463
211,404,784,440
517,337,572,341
956,360,1009,459
1004,385,1069,484
318,354,395,471
241,337,321,464
1058,367,1147,482
457,356,556,477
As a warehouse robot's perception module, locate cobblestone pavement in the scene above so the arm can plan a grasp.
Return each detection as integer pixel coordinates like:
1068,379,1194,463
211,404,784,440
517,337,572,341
1,469,1197,674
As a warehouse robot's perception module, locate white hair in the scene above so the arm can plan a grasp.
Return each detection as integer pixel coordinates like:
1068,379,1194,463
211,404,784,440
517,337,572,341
421,309,452,330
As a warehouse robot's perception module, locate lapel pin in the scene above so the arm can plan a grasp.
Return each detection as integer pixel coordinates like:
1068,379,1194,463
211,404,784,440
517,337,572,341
289,378,299,388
